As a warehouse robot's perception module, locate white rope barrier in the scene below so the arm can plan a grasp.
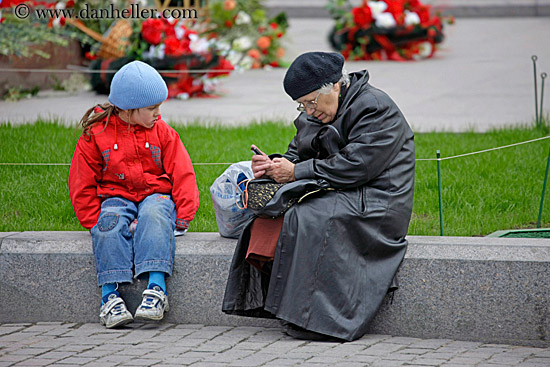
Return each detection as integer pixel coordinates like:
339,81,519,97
0,162,235,166
1,136,549,166
415,135,550,161
0,68,237,74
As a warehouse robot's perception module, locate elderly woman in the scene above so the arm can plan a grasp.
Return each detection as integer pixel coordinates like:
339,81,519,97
222,52,415,341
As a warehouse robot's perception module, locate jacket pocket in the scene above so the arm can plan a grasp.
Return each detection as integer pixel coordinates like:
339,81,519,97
149,145,162,170
360,185,367,214
101,149,111,172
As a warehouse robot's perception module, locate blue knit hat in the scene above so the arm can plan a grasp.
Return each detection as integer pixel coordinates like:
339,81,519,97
109,61,168,110
283,52,345,100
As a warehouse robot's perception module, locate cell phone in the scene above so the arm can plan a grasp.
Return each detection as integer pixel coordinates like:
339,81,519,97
251,146,262,155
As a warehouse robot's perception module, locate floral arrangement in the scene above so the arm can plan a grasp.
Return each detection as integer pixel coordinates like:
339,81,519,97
67,0,236,100
327,0,454,61
0,0,289,100
203,0,289,69
0,0,94,58
120,16,235,100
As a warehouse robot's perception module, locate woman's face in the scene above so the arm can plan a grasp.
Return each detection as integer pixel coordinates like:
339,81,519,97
122,103,162,128
297,83,341,124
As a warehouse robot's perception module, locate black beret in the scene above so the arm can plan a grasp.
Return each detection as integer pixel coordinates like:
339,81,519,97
283,52,345,100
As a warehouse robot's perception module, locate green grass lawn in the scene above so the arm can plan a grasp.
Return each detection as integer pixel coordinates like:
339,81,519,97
1,121,549,236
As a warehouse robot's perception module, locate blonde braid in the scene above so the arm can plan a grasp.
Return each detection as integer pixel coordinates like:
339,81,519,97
79,102,116,137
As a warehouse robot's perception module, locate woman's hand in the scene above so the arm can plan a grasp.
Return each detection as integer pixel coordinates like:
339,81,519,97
251,145,272,178
270,157,295,183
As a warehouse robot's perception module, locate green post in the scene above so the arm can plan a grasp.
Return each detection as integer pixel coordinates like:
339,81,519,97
537,144,550,228
532,55,539,127
540,72,547,129
437,150,444,236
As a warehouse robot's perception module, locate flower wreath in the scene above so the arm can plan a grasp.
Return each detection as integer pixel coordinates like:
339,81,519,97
327,0,454,61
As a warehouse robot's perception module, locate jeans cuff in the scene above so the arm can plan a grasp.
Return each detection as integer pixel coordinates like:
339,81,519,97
97,270,133,287
135,260,173,278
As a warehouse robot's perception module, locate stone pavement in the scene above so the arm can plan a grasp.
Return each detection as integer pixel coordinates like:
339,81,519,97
1,323,549,367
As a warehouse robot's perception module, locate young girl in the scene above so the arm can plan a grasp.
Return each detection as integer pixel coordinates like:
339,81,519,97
69,61,199,328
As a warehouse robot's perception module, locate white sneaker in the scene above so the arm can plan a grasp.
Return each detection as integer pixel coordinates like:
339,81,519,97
99,294,133,328
135,286,169,321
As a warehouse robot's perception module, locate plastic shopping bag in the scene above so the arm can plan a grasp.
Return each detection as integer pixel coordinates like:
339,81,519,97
210,161,255,238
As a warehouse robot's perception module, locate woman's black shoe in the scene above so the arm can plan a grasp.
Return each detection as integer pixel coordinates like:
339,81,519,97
281,321,344,342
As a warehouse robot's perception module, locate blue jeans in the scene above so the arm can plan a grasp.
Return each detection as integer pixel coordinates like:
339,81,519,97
90,194,176,286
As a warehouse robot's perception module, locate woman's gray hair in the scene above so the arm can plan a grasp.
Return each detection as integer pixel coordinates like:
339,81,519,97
318,67,350,95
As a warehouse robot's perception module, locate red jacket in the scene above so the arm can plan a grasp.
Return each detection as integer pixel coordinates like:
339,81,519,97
68,113,199,230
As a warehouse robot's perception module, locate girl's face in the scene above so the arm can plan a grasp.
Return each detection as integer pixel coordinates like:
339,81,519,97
126,103,162,128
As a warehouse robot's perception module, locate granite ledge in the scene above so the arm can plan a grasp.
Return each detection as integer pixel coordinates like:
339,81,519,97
1,232,549,262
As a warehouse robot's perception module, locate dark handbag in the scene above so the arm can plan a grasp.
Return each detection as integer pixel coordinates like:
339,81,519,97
242,178,332,218
246,178,287,211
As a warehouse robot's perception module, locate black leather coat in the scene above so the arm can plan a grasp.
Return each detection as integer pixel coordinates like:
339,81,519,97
222,70,415,341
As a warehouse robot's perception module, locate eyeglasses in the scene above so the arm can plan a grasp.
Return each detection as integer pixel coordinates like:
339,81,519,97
297,91,322,112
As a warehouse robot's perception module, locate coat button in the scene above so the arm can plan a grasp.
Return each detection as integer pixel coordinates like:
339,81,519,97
134,159,140,164
145,188,151,192
129,127,134,133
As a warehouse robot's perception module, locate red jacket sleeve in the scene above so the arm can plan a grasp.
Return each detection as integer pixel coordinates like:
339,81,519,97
160,125,199,228
68,136,103,230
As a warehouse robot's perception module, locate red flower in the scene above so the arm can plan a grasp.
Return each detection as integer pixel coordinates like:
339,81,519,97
383,0,405,24
141,19,164,45
225,20,233,28
180,38,191,54
270,22,278,30
65,0,74,8
85,51,97,60
352,5,372,28
164,21,176,38
0,0,24,8
341,49,350,59
164,36,184,56
208,57,234,77
176,75,203,96
417,5,431,25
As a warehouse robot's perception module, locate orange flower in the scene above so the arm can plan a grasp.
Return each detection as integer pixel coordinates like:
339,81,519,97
276,47,285,59
223,0,236,11
248,49,261,60
256,36,271,50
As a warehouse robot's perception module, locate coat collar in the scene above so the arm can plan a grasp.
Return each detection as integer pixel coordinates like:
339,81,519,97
335,70,371,120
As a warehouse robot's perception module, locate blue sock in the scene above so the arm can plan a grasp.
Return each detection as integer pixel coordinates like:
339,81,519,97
101,283,118,305
148,271,166,293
